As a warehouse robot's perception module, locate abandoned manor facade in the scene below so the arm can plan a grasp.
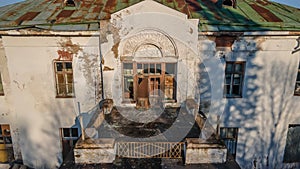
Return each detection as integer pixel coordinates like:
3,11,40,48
0,0,300,168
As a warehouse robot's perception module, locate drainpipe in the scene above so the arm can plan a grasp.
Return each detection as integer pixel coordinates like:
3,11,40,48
98,22,105,100
78,102,85,141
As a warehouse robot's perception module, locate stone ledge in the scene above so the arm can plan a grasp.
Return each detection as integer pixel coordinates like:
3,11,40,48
74,138,116,164
75,138,115,149
185,138,227,164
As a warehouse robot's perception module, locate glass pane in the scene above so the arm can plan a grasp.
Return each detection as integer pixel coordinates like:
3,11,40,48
156,64,161,74
227,128,235,138
63,128,70,137
57,74,65,83
137,63,142,69
124,76,134,99
166,63,176,74
137,64,143,75
225,74,231,84
295,82,300,94
234,64,243,72
220,128,226,138
123,63,133,75
123,63,133,69
225,63,233,72
71,128,78,137
225,85,230,94
0,74,3,92
0,76,3,93
67,84,73,95
233,74,241,85
297,72,300,81
144,64,149,74
65,62,72,71
58,84,66,95
232,85,241,96
56,62,63,71
66,74,73,83
150,64,155,74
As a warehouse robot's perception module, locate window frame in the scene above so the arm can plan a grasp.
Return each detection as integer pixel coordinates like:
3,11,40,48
0,72,4,96
294,62,300,96
122,62,177,102
224,61,245,98
220,127,239,158
54,60,75,98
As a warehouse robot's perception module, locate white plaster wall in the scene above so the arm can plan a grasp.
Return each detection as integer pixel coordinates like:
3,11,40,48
0,36,101,168
199,36,300,169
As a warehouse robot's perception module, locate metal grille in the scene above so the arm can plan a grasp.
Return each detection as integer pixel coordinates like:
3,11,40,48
116,142,183,158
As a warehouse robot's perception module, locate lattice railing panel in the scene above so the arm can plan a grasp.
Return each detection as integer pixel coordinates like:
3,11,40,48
116,142,183,158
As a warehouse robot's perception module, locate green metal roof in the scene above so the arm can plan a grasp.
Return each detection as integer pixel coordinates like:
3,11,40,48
0,0,299,32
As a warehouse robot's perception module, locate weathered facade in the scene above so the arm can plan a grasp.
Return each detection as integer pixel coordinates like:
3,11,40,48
0,0,300,168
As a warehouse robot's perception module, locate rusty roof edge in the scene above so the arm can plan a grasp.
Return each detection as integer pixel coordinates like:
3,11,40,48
0,30,100,36
199,31,300,36
199,21,300,29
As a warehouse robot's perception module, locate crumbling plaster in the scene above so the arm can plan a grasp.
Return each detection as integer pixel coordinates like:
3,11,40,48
0,36,102,168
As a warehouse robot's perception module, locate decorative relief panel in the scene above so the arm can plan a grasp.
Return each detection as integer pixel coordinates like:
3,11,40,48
122,31,177,57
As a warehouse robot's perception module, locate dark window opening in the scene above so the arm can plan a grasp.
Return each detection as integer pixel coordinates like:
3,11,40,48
220,127,238,158
223,0,236,8
0,73,4,96
65,0,76,7
294,62,300,96
283,124,300,163
61,128,79,160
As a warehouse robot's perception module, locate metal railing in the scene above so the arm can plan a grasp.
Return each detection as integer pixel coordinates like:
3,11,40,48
116,142,183,158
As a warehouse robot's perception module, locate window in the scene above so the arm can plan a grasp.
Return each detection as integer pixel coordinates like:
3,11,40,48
122,62,177,102
294,62,300,96
64,0,76,7
54,61,74,98
0,124,14,162
220,127,238,158
0,73,4,95
61,128,79,160
165,63,177,100
123,63,134,99
224,62,245,98
283,124,300,163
